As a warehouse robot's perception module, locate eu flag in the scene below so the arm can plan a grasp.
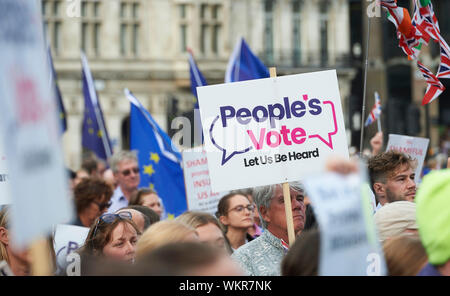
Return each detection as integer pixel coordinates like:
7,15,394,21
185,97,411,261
225,37,270,83
188,49,207,145
125,89,187,218
47,46,67,133
81,52,112,161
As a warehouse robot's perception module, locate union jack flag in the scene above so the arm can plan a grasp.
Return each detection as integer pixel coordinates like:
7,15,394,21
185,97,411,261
365,92,382,127
417,61,445,105
438,45,450,79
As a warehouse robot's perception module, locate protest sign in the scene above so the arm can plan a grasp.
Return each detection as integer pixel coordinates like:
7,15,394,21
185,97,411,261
386,134,429,183
182,148,228,216
0,260,14,276
0,0,73,248
53,224,89,273
197,70,349,192
0,140,11,206
303,171,386,276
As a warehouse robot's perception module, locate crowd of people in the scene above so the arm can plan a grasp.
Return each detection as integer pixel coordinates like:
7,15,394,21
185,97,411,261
0,133,449,276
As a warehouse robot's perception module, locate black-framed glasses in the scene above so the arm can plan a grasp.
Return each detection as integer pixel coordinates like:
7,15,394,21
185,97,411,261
120,167,140,176
93,200,112,211
228,204,255,214
91,211,132,239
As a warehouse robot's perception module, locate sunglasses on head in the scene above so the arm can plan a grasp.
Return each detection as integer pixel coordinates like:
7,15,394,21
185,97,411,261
91,211,133,238
120,167,140,176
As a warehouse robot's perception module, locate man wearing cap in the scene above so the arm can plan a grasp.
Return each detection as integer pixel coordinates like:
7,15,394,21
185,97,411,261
368,151,417,206
416,169,450,276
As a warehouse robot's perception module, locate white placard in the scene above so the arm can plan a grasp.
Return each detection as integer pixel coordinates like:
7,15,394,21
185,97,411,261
386,134,429,183
182,148,228,216
0,1,73,247
197,70,349,192
0,141,11,206
0,260,14,276
303,172,386,276
53,224,89,273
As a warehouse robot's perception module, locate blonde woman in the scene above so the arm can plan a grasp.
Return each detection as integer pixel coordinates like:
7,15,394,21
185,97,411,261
0,206,31,276
136,220,198,259
176,211,232,254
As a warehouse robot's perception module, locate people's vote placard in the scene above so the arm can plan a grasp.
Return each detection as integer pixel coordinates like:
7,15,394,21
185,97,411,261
53,224,89,273
197,70,349,192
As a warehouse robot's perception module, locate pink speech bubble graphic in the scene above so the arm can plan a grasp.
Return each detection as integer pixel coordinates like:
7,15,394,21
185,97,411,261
308,100,338,150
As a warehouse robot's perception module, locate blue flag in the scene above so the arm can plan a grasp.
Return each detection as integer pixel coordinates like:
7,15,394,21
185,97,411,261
81,52,112,161
225,37,270,83
188,49,207,109
47,47,67,133
188,49,207,144
125,89,187,218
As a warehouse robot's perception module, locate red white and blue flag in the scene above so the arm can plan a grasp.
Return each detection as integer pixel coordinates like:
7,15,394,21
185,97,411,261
417,61,445,105
365,92,382,127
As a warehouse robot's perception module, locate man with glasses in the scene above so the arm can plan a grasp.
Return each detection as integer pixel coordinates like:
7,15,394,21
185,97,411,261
73,178,114,227
107,150,141,213
231,182,305,276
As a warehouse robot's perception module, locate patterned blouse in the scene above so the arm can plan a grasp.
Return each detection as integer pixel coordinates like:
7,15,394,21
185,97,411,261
231,229,288,276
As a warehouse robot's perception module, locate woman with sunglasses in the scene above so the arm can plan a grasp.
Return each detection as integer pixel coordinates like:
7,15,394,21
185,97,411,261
216,193,255,252
73,178,113,228
77,211,140,273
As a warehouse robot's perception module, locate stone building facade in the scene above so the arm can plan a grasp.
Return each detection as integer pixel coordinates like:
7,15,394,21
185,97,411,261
42,0,355,169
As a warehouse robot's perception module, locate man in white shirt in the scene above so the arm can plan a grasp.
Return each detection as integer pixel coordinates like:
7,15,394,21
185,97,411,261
107,150,140,213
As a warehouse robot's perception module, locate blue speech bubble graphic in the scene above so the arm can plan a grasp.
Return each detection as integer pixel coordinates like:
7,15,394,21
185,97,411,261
209,115,253,165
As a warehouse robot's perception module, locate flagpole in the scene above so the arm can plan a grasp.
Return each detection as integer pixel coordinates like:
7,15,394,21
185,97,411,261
81,52,112,160
360,13,372,157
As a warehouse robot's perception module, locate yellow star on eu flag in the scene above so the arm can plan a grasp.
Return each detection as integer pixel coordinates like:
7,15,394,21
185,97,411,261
150,152,160,164
143,164,155,176
149,183,155,190
167,214,175,220
88,127,94,134
97,130,103,138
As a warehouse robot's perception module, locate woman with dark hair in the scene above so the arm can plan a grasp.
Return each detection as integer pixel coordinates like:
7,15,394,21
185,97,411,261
73,178,113,227
77,211,141,274
216,193,254,251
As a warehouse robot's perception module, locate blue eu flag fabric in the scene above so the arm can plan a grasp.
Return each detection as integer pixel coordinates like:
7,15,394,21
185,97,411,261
47,47,67,134
81,52,112,161
125,89,187,218
188,49,207,109
188,49,207,144
225,37,269,83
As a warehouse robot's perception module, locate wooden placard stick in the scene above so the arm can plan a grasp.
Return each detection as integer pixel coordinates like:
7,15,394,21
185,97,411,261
30,237,53,276
269,67,296,246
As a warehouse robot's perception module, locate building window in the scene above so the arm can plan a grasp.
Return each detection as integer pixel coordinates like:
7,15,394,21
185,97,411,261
42,0,63,54
264,0,274,64
200,3,222,56
120,0,140,57
81,0,102,56
179,4,189,52
319,0,329,66
292,0,303,66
